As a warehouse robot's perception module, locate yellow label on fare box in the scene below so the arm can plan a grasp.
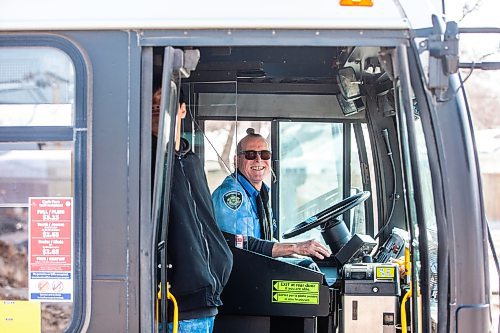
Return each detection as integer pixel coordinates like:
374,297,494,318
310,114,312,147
0,300,41,332
272,280,320,304
375,266,396,281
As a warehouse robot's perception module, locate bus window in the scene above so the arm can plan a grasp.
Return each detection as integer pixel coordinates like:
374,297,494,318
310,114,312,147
0,142,73,330
0,43,86,333
278,121,374,242
278,122,343,242
204,120,271,193
351,123,375,235
359,123,378,235
413,108,439,327
0,47,74,126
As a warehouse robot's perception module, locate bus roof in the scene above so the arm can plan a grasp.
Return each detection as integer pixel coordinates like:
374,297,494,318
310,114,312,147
1,0,440,31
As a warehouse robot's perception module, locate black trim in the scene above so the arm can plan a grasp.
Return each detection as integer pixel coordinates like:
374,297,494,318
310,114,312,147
397,44,429,333
407,39,450,333
271,119,280,238
458,62,500,70
197,116,366,124
187,82,340,95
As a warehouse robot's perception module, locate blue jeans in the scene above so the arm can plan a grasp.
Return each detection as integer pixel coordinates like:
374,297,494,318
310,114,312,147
168,316,215,333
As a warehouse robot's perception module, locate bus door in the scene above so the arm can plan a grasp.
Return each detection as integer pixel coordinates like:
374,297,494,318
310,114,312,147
150,46,200,333
407,19,492,332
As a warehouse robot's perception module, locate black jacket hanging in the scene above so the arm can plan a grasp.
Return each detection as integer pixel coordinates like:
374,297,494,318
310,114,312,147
165,138,233,320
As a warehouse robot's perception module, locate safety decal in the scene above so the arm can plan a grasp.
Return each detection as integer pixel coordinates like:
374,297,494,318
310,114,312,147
272,280,319,305
223,191,243,211
375,266,396,281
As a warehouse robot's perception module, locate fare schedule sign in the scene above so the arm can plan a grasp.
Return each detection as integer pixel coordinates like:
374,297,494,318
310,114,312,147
29,197,73,302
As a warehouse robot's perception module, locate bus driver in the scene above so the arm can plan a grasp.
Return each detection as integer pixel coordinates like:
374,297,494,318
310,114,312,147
212,128,331,264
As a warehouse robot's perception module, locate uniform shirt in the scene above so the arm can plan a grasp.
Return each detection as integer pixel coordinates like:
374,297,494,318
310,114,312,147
212,172,278,238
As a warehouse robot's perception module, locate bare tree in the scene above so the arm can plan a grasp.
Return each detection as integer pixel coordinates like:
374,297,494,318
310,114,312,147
459,0,483,21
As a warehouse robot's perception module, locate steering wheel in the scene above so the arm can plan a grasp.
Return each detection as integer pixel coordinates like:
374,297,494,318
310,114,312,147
282,191,370,239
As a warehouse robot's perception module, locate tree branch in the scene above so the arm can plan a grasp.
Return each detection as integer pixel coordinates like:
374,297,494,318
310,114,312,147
460,0,483,22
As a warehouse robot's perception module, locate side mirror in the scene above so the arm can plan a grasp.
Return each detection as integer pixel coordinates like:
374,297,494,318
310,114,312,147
337,67,361,99
337,94,365,116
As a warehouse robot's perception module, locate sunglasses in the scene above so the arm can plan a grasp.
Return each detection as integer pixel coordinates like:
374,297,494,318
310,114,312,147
239,150,272,160
152,105,160,115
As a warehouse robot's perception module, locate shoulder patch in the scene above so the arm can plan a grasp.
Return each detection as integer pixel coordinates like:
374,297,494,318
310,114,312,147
223,191,243,211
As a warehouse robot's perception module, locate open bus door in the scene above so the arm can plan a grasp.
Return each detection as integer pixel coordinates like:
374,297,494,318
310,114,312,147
151,46,200,333
409,21,496,333
140,21,493,332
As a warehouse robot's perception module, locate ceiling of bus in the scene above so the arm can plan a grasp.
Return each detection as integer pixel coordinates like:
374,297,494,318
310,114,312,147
172,46,358,95
154,45,392,120
173,46,389,96
193,47,344,82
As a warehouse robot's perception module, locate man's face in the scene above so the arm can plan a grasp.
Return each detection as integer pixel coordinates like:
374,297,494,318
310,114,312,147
152,90,162,136
237,136,271,189
152,89,186,137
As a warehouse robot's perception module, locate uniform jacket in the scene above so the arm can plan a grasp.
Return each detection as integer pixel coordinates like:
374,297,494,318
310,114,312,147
212,173,276,256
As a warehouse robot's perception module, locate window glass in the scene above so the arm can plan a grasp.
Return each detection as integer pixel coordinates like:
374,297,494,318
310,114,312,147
0,47,75,126
0,142,74,332
278,122,343,242
350,128,365,234
413,111,439,326
0,143,72,204
0,44,78,333
461,68,500,224
204,120,271,192
361,123,378,235
461,67,500,331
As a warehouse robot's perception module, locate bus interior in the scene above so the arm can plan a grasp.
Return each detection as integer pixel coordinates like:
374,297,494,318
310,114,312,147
151,44,439,333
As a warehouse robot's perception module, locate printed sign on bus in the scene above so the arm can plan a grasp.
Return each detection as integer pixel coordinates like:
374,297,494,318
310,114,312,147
28,197,73,302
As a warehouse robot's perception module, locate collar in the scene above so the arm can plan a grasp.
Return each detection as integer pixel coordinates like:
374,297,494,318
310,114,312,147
235,171,269,198
175,137,191,157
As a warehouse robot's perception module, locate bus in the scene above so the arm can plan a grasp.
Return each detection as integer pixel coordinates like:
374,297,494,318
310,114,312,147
0,0,494,332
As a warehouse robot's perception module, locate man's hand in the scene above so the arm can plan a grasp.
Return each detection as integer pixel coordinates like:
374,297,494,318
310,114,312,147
272,239,332,259
293,240,332,259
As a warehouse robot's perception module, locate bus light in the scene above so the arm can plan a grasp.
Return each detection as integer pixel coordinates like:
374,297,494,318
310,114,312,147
340,0,373,6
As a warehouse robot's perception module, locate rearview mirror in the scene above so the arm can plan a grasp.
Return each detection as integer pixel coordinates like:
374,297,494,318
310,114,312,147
337,94,365,116
337,67,361,99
